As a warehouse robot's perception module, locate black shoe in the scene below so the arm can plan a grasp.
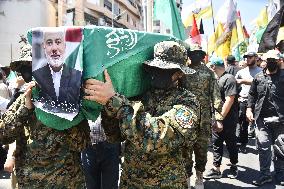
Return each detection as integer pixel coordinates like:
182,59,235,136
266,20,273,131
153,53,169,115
252,175,273,186
204,168,222,179
239,145,247,153
227,165,238,179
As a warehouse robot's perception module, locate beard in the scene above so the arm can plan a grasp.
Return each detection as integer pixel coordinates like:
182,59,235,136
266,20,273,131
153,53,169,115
45,52,64,68
247,60,256,67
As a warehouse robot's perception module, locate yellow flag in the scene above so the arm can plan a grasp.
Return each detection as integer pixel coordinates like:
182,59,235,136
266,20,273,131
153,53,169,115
208,23,223,55
212,23,231,59
183,0,213,27
256,7,268,28
236,18,245,43
230,25,238,50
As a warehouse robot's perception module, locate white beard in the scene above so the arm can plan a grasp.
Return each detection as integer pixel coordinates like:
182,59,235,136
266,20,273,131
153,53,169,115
45,52,64,68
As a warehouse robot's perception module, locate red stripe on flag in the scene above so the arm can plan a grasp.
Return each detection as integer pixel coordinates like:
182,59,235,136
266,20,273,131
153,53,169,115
65,28,82,42
190,15,201,45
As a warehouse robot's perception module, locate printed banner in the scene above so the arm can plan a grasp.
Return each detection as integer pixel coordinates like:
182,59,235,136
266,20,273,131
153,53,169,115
32,27,83,121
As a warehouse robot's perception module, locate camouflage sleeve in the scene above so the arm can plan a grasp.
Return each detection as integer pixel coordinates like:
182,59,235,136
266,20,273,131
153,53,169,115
101,110,125,143
104,94,198,155
0,94,33,144
210,75,224,121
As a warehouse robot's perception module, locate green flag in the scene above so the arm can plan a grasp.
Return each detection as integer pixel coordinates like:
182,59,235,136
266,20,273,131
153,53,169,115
153,0,186,40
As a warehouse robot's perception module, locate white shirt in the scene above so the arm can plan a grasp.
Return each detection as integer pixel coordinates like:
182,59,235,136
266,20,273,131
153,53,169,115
0,80,11,99
0,96,9,113
49,66,63,98
235,66,262,99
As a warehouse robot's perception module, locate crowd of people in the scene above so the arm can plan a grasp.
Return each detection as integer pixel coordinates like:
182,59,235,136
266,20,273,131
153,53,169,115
0,35,284,189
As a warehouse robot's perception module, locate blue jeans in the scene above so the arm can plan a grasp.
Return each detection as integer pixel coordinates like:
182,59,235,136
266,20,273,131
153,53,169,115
256,118,284,179
81,142,120,189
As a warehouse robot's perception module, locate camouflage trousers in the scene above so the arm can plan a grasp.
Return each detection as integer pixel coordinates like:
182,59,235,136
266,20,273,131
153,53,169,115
183,110,211,176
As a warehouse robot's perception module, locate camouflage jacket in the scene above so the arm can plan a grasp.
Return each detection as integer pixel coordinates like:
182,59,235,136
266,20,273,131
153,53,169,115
0,95,90,189
181,63,223,122
103,88,200,189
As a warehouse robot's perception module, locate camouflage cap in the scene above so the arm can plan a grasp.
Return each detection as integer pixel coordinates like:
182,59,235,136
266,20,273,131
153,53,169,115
183,39,206,56
10,43,32,72
143,41,195,74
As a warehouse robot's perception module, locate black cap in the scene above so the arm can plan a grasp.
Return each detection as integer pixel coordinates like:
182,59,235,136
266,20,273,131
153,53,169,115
243,52,257,58
226,55,236,63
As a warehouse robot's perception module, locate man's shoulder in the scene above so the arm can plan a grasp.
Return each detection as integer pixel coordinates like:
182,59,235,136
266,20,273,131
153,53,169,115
255,71,265,80
237,67,248,74
33,64,49,73
62,64,81,76
219,73,236,85
0,82,8,88
223,73,236,80
195,64,214,77
254,66,263,72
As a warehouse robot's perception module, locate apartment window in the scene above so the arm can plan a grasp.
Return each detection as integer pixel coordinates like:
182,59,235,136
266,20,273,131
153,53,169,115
65,9,75,26
153,20,160,26
113,2,119,16
104,0,112,12
127,0,135,7
126,14,129,22
84,13,98,25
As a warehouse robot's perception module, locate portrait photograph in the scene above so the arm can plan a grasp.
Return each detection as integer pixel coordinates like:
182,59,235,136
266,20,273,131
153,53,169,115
32,27,83,120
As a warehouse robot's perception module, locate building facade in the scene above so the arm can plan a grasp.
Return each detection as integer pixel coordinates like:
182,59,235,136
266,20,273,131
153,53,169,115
0,0,58,67
63,0,143,30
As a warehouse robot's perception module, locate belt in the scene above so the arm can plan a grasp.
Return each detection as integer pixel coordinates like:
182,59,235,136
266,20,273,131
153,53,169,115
90,141,105,148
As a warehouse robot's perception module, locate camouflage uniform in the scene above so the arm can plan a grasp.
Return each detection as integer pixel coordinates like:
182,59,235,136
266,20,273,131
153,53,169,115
103,89,199,189
0,95,90,189
181,63,223,175
102,41,200,188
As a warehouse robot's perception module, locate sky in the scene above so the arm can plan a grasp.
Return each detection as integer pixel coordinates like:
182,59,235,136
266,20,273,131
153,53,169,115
181,0,269,36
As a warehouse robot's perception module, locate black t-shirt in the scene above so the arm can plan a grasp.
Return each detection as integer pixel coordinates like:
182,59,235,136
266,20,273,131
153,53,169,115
218,72,238,121
261,69,284,122
225,65,240,76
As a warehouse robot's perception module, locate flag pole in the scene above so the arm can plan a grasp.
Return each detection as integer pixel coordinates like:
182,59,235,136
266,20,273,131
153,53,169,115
210,0,216,33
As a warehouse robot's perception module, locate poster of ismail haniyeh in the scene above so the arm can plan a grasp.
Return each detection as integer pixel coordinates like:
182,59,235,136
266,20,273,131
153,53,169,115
32,27,83,121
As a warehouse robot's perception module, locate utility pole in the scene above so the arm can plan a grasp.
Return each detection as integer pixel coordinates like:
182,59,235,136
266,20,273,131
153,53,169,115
146,0,153,32
142,0,147,31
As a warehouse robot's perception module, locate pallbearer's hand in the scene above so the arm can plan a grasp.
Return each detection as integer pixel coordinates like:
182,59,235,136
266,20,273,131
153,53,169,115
84,70,115,105
24,81,36,110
